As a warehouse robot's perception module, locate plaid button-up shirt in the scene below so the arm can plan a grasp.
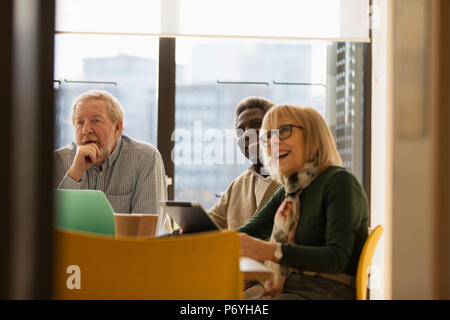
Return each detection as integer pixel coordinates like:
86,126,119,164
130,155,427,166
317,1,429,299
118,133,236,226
54,134,170,234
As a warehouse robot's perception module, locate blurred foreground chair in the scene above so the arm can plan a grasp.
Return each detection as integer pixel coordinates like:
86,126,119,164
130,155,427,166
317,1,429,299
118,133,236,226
356,225,384,300
53,229,243,299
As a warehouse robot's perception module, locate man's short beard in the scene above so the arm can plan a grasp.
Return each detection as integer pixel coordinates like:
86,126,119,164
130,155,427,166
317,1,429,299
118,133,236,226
98,135,116,160
98,146,108,158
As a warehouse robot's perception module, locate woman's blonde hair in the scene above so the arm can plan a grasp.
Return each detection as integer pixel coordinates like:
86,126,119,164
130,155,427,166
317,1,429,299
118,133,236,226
261,104,342,185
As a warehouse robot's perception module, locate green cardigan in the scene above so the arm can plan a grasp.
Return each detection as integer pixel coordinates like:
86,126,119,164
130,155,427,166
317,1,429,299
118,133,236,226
237,166,369,276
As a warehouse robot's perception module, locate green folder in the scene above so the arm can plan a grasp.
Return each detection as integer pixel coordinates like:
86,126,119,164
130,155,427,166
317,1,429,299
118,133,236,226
54,189,115,236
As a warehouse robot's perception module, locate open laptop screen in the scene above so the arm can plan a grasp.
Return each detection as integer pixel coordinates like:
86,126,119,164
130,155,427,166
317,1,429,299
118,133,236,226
54,189,115,236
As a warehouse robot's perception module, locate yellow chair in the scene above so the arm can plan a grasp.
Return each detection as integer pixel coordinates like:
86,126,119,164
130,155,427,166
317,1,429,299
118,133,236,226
53,229,243,300
356,225,384,300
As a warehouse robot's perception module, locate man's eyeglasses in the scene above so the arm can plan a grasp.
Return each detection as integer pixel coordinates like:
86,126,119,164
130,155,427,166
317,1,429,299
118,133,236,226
260,124,303,146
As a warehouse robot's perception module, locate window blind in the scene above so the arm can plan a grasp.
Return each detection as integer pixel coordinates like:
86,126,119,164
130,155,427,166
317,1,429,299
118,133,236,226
56,0,370,42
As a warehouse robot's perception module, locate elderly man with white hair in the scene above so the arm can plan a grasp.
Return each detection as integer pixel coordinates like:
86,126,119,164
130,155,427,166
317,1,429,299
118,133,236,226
54,89,171,234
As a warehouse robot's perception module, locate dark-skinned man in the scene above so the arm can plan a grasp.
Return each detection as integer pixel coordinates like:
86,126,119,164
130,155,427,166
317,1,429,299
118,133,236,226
207,97,281,230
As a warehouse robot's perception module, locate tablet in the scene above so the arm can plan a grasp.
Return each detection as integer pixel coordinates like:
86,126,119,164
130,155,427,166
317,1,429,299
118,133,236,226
160,201,220,234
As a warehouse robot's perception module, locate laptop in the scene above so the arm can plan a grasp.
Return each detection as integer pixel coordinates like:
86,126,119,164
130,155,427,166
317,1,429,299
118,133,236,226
160,201,220,234
54,189,115,236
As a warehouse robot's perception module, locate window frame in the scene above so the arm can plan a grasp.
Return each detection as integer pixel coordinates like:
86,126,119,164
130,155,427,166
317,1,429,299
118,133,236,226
157,37,176,200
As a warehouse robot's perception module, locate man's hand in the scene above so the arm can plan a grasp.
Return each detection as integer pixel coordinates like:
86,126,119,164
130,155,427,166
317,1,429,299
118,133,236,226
67,143,100,182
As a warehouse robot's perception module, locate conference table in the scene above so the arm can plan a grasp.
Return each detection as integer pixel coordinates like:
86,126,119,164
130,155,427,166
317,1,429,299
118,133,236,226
240,257,273,283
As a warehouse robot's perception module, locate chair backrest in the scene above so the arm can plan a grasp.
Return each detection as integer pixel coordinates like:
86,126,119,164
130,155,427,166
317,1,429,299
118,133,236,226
356,225,384,300
54,189,115,236
53,229,243,299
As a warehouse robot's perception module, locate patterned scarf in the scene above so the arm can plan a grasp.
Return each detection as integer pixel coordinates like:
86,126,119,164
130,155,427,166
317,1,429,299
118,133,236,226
264,161,318,294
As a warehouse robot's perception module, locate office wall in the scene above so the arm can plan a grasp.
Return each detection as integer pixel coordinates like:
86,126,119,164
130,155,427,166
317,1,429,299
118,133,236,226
391,0,435,300
371,0,450,300
8,0,55,299
370,0,392,301
0,0,13,299
433,0,450,299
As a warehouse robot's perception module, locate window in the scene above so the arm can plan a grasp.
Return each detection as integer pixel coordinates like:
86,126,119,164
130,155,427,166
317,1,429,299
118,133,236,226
54,35,159,149
173,38,365,209
54,0,369,209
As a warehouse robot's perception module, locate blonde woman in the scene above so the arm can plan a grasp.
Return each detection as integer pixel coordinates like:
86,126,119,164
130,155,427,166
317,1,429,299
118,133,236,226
238,105,369,300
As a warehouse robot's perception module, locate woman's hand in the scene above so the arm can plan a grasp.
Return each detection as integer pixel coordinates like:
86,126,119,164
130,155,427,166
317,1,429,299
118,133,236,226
262,276,284,298
238,233,277,262
172,228,183,235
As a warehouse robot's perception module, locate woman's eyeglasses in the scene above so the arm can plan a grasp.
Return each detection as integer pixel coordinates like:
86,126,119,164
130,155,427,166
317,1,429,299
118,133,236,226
260,124,303,146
